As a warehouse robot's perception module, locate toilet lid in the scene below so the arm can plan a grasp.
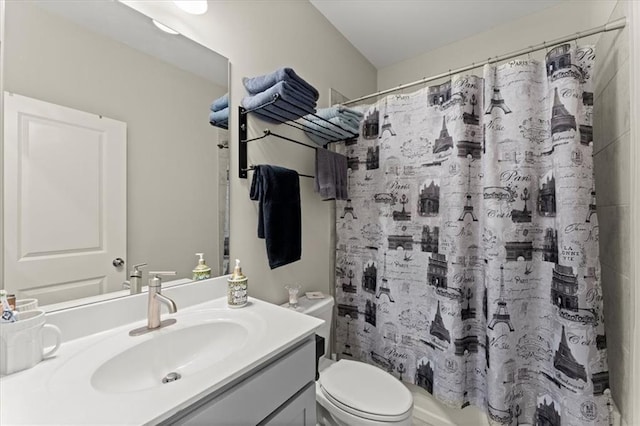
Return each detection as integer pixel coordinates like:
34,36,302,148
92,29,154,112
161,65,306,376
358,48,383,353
319,360,413,421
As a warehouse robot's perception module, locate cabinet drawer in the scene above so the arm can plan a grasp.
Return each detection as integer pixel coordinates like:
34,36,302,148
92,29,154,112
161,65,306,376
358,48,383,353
170,335,316,425
260,382,316,425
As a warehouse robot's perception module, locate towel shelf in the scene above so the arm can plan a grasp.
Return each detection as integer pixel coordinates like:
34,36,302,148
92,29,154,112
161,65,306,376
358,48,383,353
210,120,228,130
240,129,317,179
245,129,320,151
242,165,314,179
239,106,351,179
241,95,359,144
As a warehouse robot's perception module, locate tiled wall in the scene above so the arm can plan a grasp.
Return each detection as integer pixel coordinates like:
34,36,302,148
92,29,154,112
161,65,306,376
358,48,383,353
593,1,632,423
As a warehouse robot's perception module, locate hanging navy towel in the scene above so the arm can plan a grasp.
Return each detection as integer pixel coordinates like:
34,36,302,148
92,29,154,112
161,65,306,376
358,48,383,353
249,165,301,269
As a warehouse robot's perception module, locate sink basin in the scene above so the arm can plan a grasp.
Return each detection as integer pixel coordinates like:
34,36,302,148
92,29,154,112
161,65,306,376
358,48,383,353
91,320,249,393
46,307,265,396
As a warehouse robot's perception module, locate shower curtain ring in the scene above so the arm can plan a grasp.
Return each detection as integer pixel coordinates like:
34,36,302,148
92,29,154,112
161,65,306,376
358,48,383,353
527,46,533,60
574,32,580,49
543,41,548,55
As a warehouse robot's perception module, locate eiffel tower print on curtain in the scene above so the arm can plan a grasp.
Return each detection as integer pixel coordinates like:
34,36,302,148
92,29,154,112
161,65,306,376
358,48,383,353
379,98,396,138
459,162,478,221
376,252,394,302
488,266,514,332
430,300,451,343
550,87,577,135
485,67,512,115
554,326,587,381
434,116,453,153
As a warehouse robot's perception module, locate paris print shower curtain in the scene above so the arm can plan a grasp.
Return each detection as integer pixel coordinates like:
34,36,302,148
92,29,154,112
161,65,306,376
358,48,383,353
335,44,609,425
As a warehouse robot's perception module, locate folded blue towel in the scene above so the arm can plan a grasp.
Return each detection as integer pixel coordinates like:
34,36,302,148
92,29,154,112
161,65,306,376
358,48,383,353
284,78,318,106
314,106,364,122
210,93,229,112
243,67,319,101
249,165,301,269
209,107,229,127
303,116,359,145
250,100,318,124
242,81,317,123
242,81,316,112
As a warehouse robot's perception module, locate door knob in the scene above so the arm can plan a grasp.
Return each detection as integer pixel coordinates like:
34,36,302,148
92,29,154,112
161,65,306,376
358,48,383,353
113,258,125,267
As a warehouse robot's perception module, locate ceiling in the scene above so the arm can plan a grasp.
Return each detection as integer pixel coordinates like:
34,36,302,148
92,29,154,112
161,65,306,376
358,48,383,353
309,0,562,69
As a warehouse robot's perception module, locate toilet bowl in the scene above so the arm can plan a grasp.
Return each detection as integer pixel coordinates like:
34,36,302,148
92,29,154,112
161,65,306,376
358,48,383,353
282,296,414,426
316,358,413,425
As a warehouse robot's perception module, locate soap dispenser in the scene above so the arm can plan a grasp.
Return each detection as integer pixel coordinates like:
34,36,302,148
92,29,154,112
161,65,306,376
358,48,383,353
193,253,211,281
227,259,248,308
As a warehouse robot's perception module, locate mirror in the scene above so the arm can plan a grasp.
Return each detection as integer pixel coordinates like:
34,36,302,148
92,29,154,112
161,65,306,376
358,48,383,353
2,1,230,308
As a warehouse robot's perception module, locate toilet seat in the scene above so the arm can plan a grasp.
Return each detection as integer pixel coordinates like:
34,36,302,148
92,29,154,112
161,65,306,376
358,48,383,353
318,360,413,422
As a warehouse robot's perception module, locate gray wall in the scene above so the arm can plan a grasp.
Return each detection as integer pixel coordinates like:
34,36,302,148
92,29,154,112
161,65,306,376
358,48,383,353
124,1,377,305
4,2,227,290
594,1,633,423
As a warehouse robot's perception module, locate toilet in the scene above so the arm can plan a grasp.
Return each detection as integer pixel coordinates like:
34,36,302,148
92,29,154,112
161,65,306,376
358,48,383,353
284,295,414,426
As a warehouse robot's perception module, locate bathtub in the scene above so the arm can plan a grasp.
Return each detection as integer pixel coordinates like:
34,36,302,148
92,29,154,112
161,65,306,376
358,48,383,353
406,383,623,426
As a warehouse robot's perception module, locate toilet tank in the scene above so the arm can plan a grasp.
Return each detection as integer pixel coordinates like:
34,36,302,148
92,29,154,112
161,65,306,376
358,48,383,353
282,295,334,358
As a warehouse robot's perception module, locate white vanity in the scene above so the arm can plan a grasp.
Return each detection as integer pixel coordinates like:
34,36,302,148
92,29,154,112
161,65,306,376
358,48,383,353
0,276,323,425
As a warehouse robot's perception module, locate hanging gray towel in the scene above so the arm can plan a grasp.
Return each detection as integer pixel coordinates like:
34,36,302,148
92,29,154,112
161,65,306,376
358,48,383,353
315,149,348,201
249,165,301,269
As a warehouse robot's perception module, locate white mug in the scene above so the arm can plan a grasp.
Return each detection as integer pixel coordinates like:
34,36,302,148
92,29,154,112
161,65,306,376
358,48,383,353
14,298,38,312
0,310,62,376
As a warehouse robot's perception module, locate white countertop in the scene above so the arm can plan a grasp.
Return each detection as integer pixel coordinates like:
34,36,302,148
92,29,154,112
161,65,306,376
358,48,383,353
0,277,323,425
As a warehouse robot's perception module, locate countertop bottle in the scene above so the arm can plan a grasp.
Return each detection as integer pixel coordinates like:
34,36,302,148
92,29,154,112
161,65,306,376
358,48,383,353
227,259,248,308
193,253,211,281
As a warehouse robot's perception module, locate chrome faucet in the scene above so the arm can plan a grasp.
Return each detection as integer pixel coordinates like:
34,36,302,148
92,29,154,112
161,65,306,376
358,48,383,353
122,263,147,295
129,271,178,336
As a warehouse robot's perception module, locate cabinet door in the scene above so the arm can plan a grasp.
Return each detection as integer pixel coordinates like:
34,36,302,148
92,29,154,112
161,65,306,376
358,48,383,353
260,382,316,426
168,336,316,425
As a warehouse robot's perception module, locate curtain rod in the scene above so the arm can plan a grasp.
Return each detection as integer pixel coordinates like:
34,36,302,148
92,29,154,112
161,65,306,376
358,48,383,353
343,17,627,106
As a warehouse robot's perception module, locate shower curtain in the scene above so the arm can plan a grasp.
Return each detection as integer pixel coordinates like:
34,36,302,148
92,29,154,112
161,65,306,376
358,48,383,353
335,44,608,425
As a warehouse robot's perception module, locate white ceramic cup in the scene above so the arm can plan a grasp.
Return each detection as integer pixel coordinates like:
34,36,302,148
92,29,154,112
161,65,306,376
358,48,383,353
0,310,62,376
14,298,38,312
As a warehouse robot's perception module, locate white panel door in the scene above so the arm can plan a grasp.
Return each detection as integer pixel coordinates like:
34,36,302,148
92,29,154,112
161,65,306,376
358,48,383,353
4,92,127,305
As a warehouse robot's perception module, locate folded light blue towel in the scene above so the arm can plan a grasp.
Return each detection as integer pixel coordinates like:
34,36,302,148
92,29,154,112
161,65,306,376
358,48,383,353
314,106,364,122
304,116,359,146
210,93,229,112
243,67,319,101
304,107,363,134
251,101,315,124
284,78,318,105
242,81,316,111
242,81,317,123
209,107,229,127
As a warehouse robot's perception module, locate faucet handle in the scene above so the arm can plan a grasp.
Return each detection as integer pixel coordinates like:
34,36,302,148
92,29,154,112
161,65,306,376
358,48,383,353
130,263,147,277
148,271,177,289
